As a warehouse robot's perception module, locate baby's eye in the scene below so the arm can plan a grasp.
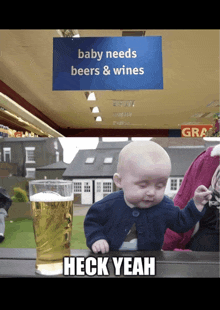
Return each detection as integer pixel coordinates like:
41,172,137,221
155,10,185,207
139,184,146,189
138,183,147,189
156,183,165,189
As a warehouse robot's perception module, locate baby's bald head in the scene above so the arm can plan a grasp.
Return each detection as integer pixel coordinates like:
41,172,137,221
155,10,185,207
117,141,171,178
114,141,172,208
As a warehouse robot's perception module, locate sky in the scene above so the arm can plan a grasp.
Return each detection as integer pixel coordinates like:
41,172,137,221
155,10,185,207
58,137,153,163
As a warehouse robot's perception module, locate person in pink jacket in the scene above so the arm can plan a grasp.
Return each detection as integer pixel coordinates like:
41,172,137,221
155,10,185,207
162,145,220,251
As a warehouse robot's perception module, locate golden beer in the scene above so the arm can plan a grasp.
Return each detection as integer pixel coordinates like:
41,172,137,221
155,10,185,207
30,184,74,276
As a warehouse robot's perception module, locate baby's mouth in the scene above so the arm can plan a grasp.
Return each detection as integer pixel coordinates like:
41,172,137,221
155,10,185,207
138,200,154,208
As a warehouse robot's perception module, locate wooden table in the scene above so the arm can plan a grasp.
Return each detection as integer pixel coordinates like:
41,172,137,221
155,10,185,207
0,248,219,277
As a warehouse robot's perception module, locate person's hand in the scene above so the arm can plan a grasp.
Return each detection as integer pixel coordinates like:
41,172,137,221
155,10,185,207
193,185,212,211
92,239,109,254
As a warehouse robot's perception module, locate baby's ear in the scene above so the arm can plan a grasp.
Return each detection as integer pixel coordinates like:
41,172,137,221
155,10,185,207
113,173,122,188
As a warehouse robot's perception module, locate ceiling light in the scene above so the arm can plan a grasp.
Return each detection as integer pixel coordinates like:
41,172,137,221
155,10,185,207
95,116,102,122
191,112,206,118
0,93,64,137
203,112,215,118
206,100,219,107
91,107,100,113
86,92,96,101
112,100,135,107
113,112,132,117
181,122,202,125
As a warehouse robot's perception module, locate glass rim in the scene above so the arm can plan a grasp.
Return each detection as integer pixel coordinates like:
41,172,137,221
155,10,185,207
29,179,72,185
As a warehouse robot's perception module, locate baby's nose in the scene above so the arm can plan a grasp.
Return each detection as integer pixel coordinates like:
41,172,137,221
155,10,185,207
145,186,156,197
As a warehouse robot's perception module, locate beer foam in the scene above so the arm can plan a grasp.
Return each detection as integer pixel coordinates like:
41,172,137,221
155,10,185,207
30,192,73,202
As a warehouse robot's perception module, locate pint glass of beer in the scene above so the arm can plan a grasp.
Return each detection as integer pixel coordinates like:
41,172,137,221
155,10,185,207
29,180,74,276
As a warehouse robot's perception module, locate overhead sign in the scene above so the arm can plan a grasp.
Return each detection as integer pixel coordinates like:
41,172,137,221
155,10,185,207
53,37,163,91
181,124,213,137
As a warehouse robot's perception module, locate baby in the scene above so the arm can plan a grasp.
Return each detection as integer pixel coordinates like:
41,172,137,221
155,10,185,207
84,141,212,253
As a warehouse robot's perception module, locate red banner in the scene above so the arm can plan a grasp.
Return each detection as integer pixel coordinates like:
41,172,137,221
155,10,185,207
181,125,213,137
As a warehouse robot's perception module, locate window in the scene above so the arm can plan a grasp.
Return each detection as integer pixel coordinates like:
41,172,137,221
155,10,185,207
170,179,178,191
85,157,95,164
170,178,183,191
104,157,113,164
103,182,112,193
3,148,11,162
25,147,35,163
96,182,101,192
74,182,82,193
56,151,59,162
26,168,36,178
54,140,58,149
84,182,91,192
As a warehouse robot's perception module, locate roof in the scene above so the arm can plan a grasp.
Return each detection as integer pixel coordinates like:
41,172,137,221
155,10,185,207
63,148,120,178
96,141,131,149
164,147,206,176
36,161,69,170
151,137,206,147
63,141,130,178
62,141,211,178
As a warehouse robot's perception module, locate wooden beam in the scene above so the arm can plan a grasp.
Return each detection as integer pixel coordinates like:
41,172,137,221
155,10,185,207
59,128,170,137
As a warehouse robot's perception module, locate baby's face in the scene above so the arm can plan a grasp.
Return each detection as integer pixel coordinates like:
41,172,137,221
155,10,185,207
120,161,170,209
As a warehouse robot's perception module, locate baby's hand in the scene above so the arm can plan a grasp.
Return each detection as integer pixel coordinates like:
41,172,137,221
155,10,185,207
193,185,212,212
92,239,109,254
